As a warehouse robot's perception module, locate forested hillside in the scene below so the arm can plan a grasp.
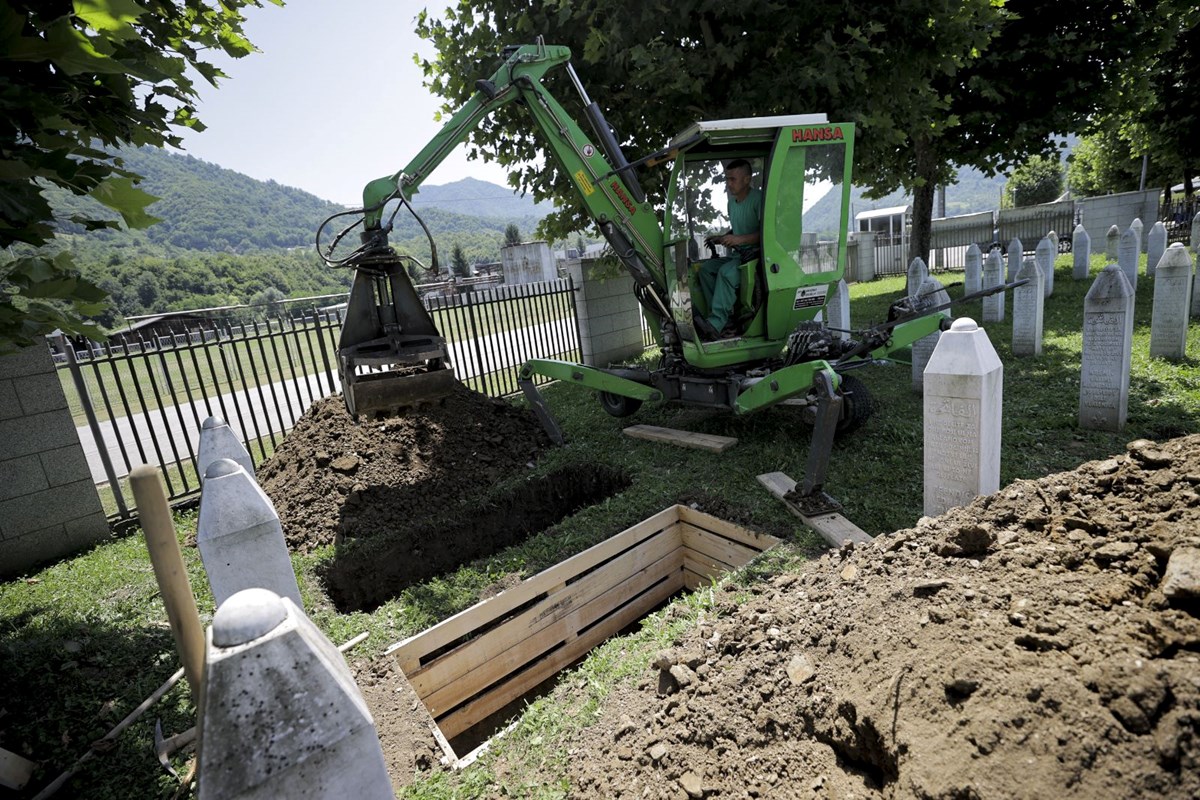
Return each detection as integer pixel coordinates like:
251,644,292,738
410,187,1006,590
42,147,549,325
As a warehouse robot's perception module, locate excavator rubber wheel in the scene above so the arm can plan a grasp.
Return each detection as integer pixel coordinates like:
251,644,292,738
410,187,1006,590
835,374,874,437
598,391,643,418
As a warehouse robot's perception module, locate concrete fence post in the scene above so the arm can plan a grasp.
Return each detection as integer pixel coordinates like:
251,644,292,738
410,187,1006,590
198,588,393,800
923,318,1003,517
197,459,302,609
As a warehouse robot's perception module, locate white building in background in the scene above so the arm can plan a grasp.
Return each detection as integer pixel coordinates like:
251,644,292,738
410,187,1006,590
501,241,558,284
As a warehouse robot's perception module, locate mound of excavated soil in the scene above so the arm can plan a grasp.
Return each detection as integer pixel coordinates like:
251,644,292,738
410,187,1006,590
553,435,1200,799
363,435,1199,797
256,385,552,553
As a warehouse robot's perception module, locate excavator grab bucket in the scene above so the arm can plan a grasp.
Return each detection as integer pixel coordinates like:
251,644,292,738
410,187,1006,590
336,253,457,418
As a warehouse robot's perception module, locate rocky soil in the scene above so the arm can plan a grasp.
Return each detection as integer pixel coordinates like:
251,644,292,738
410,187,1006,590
369,435,1200,798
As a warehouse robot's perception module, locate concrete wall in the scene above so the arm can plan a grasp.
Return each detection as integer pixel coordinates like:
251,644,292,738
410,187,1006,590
1076,190,1161,253
846,231,877,283
565,255,646,366
0,345,108,578
501,241,557,284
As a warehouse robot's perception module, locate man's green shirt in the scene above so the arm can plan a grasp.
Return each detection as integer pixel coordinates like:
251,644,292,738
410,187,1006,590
729,187,763,259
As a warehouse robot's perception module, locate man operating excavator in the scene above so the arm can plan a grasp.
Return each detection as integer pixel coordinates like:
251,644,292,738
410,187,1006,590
695,158,763,338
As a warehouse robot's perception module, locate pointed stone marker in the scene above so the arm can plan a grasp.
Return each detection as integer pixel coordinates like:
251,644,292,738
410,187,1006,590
1079,266,1134,432
1118,228,1139,292
1192,211,1200,257
1150,244,1194,360
1106,225,1120,261
923,318,1003,516
827,278,850,340
911,277,951,393
1007,238,1023,281
1146,221,1167,279
198,416,254,482
964,243,982,295
1012,257,1045,357
1047,230,1059,255
907,257,929,297
982,248,1005,323
1036,235,1055,298
1131,217,1144,253
198,589,393,800
1073,224,1091,280
198,459,303,609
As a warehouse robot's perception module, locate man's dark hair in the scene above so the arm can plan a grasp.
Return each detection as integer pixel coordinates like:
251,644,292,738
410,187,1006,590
725,158,752,174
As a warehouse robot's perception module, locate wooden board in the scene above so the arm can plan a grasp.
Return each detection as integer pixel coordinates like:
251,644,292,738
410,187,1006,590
757,472,872,547
387,505,681,671
680,523,763,570
623,424,737,453
677,506,781,552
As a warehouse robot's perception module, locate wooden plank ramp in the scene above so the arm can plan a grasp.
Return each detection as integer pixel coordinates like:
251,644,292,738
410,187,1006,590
757,472,872,547
623,424,737,453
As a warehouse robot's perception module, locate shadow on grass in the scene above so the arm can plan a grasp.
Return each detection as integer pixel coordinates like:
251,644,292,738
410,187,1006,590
0,614,192,799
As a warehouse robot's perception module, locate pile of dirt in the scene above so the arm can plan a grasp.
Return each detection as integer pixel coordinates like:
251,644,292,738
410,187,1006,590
256,384,552,553
548,435,1200,798
364,435,1199,797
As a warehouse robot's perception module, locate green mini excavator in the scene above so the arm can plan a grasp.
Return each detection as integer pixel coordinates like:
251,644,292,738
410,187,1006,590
318,40,1010,512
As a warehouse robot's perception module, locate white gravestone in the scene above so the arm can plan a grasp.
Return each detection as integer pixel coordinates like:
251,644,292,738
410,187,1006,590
1036,235,1055,298
1079,266,1134,432
907,257,929,297
923,318,1003,517
198,589,393,800
964,243,982,295
197,459,303,609
1007,238,1023,282
1072,224,1091,280
1047,230,1059,255
1192,211,1200,258
1150,243,1194,360
1012,257,1045,357
1131,217,1144,253
198,416,254,482
982,247,1005,323
827,278,850,340
1105,225,1120,261
911,277,951,393
1118,227,1139,292
1146,221,1167,279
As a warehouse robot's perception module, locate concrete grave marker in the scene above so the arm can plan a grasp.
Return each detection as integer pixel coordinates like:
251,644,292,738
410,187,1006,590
964,243,982,295
197,416,254,482
1012,257,1045,357
1007,238,1023,282
1079,266,1134,432
982,247,1005,323
1106,225,1120,261
1047,230,1059,255
1192,211,1200,257
1118,227,1139,292
1131,217,1143,252
907,257,929,297
911,277,951,393
1146,221,1167,279
1072,224,1091,280
1150,243,1194,360
197,459,302,609
923,318,1003,516
827,278,850,340
1036,235,1055,298
198,589,392,800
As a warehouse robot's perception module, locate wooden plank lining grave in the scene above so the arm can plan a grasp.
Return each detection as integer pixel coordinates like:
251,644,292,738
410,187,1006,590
386,504,779,763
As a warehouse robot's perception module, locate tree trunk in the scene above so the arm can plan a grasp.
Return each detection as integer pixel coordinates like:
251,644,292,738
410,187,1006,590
909,141,936,265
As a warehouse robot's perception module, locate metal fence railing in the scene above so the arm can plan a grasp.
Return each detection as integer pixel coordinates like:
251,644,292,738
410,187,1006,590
60,278,580,520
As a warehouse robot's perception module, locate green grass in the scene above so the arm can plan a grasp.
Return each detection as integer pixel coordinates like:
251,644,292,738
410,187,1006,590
4,249,1199,798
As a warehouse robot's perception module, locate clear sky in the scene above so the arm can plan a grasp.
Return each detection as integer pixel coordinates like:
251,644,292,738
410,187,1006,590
177,0,512,205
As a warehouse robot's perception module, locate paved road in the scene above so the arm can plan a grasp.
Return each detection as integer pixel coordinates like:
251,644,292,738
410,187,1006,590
76,319,578,485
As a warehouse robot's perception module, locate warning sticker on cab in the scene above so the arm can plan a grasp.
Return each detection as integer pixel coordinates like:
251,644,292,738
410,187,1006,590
793,285,828,310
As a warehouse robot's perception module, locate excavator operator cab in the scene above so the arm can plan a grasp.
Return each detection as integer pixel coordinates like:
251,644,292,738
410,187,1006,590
662,114,856,367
